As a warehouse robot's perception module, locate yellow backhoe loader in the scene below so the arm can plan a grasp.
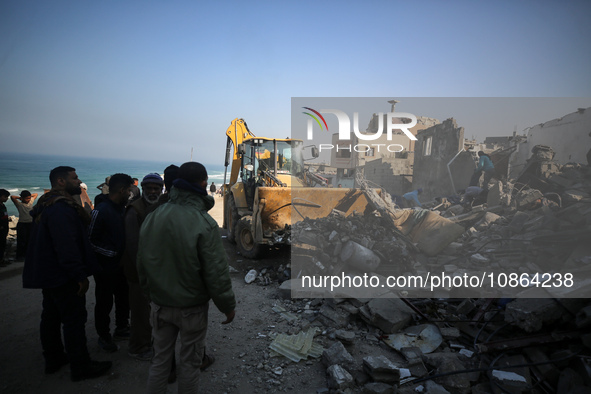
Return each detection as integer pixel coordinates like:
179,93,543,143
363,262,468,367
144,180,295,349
222,118,377,258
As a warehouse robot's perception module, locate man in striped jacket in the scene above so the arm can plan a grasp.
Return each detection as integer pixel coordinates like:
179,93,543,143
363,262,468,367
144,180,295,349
89,173,133,353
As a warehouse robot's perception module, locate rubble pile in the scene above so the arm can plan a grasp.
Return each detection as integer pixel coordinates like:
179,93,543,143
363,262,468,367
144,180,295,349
264,294,591,393
291,210,415,278
241,146,591,392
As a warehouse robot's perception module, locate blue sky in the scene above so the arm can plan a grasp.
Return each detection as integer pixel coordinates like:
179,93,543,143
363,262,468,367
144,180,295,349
1,0,590,166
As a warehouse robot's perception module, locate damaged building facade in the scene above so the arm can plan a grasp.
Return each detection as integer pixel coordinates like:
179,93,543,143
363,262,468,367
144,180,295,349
327,100,439,192
509,107,591,179
283,102,591,391
322,101,591,206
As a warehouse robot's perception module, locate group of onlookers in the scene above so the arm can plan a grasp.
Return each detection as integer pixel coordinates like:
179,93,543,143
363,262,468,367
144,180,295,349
6,162,235,392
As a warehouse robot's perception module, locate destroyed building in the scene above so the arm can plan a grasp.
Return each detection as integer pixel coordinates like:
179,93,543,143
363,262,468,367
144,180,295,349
279,102,591,393
327,100,438,191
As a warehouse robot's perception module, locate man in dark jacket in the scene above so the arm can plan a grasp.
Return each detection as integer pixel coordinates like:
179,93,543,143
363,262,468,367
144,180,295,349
89,173,133,352
22,166,111,381
121,173,163,361
138,162,236,393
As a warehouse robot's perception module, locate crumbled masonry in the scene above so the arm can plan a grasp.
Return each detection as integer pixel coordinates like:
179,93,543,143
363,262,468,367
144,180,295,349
241,145,591,392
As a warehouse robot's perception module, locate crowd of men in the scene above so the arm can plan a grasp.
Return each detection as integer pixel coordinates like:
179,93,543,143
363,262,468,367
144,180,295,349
15,163,235,392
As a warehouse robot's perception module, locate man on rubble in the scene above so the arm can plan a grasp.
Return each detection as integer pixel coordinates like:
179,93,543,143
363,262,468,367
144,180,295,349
137,161,236,393
403,188,423,208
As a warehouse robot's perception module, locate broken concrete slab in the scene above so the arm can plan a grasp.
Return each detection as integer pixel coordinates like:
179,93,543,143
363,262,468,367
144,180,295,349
505,298,565,333
359,298,414,334
322,341,354,369
318,304,350,328
383,324,443,354
475,212,501,231
340,240,381,271
515,189,543,209
455,299,476,315
326,364,354,390
335,330,356,344
423,353,472,392
362,355,401,384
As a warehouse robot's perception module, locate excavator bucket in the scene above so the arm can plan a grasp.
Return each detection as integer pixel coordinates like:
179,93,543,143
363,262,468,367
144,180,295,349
254,187,381,237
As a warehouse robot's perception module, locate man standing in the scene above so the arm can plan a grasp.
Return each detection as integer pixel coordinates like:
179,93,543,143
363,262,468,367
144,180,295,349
209,181,216,196
122,173,163,360
128,178,141,205
22,166,111,381
89,173,133,352
11,190,38,260
138,162,236,393
0,189,10,267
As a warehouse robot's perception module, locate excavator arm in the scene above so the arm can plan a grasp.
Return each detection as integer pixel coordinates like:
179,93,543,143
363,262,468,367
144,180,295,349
224,118,256,187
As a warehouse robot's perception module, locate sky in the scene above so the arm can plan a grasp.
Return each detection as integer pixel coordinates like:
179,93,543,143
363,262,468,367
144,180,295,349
1,0,590,166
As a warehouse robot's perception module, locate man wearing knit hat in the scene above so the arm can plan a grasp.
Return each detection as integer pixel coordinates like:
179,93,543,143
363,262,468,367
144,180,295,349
121,173,163,361
138,162,235,392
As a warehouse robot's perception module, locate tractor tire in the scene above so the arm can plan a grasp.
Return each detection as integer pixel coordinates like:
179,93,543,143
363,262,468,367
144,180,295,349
236,216,263,259
226,195,239,244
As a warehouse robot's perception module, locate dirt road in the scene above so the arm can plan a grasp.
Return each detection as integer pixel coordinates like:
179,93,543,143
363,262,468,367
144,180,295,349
0,197,334,393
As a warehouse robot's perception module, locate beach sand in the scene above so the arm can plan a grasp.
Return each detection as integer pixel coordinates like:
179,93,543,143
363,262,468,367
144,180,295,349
209,194,224,226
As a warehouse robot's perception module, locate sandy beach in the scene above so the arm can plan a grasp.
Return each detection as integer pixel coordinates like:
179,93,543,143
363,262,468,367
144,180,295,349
209,194,224,227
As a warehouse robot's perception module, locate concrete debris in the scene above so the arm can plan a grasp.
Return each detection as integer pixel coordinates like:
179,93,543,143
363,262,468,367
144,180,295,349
322,341,355,369
515,189,544,209
231,142,591,393
318,304,350,328
422,352,472,392
438,327,460,339
362,355,401,384
326,364,354,390
491,370,526,383
362,382,395,394
383,324,442,354
272,366,283,375
359,298,414,334
335,329,356,344
504,298,587,333
244,269,258,284
423,380,450,394
340,240,381,271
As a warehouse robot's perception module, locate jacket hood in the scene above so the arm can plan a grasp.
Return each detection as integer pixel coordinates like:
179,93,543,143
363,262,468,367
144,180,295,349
169,187,215,211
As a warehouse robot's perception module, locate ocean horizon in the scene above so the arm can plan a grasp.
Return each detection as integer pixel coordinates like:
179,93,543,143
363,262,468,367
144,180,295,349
0,151,227,217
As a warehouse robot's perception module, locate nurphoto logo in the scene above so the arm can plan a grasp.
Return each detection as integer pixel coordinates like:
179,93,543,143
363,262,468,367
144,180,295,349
302,107,418,153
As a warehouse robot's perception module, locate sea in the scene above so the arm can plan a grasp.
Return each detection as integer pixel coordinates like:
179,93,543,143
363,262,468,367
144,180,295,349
0,152,227,217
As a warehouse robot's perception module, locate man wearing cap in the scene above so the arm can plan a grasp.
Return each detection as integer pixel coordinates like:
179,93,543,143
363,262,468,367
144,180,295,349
11,190,38,260
121,173,163,361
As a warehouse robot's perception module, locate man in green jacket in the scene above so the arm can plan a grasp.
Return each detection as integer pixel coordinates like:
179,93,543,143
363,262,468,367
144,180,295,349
137,162,236,394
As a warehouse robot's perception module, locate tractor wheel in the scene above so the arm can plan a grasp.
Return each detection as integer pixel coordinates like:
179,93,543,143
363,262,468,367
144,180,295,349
236,216,263,259
225,195,239,243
